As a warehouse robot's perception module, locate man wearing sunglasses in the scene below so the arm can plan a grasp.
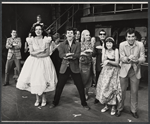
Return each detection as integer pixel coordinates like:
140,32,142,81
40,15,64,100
92,30,106,84
92,29,106,103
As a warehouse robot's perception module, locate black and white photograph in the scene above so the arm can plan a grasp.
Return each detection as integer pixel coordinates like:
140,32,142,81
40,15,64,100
1,1,148,122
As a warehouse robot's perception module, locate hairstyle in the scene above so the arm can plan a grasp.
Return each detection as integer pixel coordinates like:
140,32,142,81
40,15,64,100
104,36,116,50
66,27,75,35
125,28,136,37
11,29,17,33
75,30,80,35
53,32,60,40
31,23,47,37
99,29,106,35
37,15,41,18
81,29,90,43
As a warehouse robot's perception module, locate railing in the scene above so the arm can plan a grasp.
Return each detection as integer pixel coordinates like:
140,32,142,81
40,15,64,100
83,4,148,16
46,4,80,34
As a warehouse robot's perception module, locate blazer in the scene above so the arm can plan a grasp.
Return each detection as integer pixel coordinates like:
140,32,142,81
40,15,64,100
58,39,81,74
6,37,22,60
119,40,145,79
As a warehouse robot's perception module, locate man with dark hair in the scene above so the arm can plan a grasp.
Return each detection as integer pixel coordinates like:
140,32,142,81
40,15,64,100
49,27,90,110
116,28,145,118
92,29,106,103
93,29,106,85
3,30,22,86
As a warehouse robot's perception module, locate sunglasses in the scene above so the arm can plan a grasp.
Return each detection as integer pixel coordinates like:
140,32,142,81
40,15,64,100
99,33,106,36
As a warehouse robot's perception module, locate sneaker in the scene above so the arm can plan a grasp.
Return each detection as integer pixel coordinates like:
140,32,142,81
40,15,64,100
101,106,109,113
110,108,116,115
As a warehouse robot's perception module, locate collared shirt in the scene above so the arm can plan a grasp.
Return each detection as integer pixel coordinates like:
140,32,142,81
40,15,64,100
119,40,145,79
124,40,139,56
64,39,76,52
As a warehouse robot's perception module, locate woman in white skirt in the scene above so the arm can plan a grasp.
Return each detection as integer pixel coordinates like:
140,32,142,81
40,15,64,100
16,23,57,107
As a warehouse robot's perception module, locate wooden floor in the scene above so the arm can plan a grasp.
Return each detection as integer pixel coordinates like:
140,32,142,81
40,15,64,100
1,73,148,122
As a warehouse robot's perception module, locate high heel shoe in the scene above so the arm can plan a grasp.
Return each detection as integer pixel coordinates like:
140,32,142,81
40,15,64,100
101,106,109,113
41,100,47,107
110,107,116,115
34,100,40,106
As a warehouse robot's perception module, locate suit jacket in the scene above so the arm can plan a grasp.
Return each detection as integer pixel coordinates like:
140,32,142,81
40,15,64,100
6,37,22,60
119,40,145,79
58,39,81,74
92,36,103,71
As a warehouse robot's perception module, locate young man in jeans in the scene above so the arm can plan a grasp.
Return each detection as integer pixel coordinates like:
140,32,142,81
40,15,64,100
49,27,90,110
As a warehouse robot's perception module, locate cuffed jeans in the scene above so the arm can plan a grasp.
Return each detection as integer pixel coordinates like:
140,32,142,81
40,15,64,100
117,67,139,113
53,67,87,106
5,55,21,83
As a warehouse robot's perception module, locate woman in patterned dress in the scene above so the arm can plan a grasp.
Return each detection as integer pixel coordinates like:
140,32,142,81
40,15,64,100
96,37,121,115
79,30,93,100
16,24,57,107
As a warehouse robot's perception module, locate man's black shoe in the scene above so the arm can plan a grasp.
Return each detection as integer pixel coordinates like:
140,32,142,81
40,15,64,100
115,110,121,117
49,104,56,109
83,105,90,110
94,99,99,104
3,83,9,86
130,111,139,118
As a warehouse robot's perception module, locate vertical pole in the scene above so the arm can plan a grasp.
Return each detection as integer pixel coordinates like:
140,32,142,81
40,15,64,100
15,5,18,33
114,4,116,14
72,5,74,27
141,4,143,11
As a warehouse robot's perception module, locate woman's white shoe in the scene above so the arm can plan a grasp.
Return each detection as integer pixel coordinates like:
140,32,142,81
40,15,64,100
41,101,46,107
101,106,109,113
34,101,40,106
110,108,116,115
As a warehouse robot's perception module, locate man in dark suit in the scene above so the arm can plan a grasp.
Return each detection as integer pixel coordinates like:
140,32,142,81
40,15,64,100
92,29,106,104
49,27,90,110
92,29,106,86
3,30,22,86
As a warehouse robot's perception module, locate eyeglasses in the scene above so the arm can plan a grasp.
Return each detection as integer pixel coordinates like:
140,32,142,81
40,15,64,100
99,33,106,36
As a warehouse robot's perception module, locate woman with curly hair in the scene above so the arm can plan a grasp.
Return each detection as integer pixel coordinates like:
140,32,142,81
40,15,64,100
16,24,57,107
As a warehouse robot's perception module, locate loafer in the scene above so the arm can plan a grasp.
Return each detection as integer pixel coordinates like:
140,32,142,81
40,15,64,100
83,105,90,110
94,99,99,104
130,111,139,118
115,110,121,117
49,104,56,109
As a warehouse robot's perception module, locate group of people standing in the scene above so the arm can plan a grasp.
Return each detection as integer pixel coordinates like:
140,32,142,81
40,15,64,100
3,14,146,119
